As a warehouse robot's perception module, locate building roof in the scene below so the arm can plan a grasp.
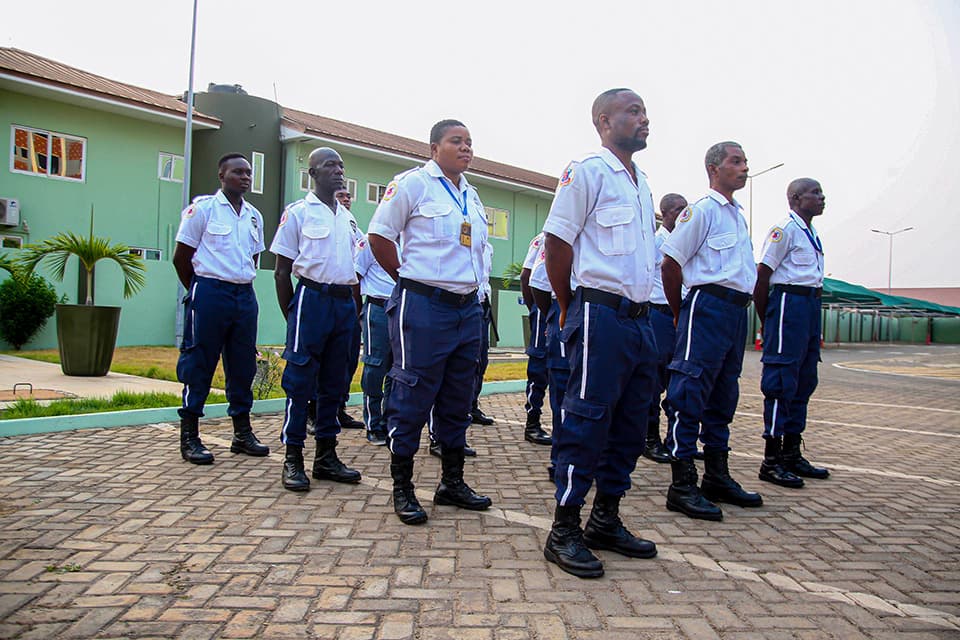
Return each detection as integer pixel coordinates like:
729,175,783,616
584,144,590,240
873,288,960,309
281,107,558,193
0,47,220,127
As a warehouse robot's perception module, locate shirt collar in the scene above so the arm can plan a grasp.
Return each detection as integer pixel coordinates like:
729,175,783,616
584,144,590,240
789,210,814,232
598,147,646,178
304,190,340,214
424,159,469,191
707,188,743,211
215,189,248,213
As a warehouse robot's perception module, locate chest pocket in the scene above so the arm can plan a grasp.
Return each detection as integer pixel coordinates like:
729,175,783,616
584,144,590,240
302,224,332,260
793,250,816,266
596,206,637,256
705,232,737,272
205,222,233,248
419,203,456,241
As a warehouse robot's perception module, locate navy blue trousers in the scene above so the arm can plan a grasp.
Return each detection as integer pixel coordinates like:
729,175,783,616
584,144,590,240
524,306,549,421
761,289,822,437
553,289,657,506
279,283,356,447
385,285,482,458
177,276,258,419
360,299,393,434
664,289,748,459
545,299,569,471
472,299,492,408
648,307,677,438
341,316,361,408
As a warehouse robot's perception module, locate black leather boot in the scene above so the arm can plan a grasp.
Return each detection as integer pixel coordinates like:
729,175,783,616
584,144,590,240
282,445,310,492
429,439,442,458
759,436,804,488
583,493,657,558
701,447,763,508
666,457,722,521
312,437,361,484
524,415,552,446
783,433,829,479
230,414,269,457
434,447,491,510
306,398,317,436
391,454,427,525
180,415,214,465
543,505,604,578
337,405,364,429
642,429,671,463
470,405,494,425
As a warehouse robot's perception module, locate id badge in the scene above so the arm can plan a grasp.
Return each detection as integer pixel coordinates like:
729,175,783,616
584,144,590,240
459,222,472,247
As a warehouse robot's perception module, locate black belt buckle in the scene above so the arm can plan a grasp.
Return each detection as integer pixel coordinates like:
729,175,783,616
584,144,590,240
626,302,649,319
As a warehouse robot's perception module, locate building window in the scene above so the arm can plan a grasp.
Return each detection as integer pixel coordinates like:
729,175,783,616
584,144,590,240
485,207,509,239
128,247,163,261
10,125,86,181
158,153,185,182
299,168,311,192
367,182,387,204
251,151,265,194
345,178,357,200
0,235,23,249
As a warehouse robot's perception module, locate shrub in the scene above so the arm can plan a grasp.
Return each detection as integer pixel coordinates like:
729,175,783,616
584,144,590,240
0,273,60,349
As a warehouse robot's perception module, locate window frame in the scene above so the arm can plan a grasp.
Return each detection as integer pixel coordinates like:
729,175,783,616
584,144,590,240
366,182,387,204
158,152,185,183
127,247,163,261
251,151,265,194
10,124,87,183
0,235,23,249
299,168,311,192
485,206,510,240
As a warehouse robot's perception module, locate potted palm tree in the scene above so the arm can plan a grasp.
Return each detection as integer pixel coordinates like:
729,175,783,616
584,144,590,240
20,207,146,376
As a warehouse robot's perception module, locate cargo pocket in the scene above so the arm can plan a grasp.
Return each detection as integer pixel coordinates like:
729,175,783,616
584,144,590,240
282,349,311,366
362,354,384,367
760,354,799,398
560,396,607,441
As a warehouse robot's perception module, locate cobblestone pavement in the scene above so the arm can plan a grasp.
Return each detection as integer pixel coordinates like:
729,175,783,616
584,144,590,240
0,344,957,639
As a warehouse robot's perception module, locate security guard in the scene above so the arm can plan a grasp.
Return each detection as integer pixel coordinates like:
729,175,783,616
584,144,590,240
368,119,492,526
643,193,687,464
173,153,269,465
270,147,363,492
661,141,763,521
470,241,496,426
520,232,552,445
355,233,399,446
542,88,659,578
528,240,563,478
754,178,830,486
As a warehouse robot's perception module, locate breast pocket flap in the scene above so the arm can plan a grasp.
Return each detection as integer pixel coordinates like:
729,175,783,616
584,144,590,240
303,225,331,239
706,233,737,251
595,206,635,228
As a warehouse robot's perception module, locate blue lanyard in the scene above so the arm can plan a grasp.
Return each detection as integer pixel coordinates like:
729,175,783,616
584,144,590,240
439,178,469,219
791,213,823,254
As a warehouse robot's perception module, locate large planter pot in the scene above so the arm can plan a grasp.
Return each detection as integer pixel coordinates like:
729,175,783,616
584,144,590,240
55,304,121,376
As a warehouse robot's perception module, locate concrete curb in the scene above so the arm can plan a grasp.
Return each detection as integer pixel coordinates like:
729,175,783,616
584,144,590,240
0,379,528,437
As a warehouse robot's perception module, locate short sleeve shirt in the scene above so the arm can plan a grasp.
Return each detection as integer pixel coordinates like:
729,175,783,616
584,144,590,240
661,189,757,294
175,190,265,284
522,233,544,270
760,212,824,287
354,234,398,299
269,191,361,285
529,240,552,294
479,241,493,301
368,160,488,295
541,148,657,303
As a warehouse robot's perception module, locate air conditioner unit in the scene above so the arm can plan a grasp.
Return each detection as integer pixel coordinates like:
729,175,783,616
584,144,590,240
0,198,20,226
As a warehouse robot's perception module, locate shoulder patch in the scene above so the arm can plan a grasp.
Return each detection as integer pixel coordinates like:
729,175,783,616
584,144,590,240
677,206,693,224
278,210,289,228
769,227,784,243
559,163,576,188
382,180,399,202
183,205,196,219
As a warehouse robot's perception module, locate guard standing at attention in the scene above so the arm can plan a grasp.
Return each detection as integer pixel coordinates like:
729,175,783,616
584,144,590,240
528,240,562,478
368,119,492,526
642,193,687,464
519,232,552,445
542,88,660,578
754,178,830,486
270,147,363,492
661,141,763,521
173,153,270,464
469,241,496,427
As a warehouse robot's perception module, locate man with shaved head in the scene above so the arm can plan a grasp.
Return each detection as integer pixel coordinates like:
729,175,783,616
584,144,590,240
753,178,829,486
541,87,659,578
270,147,364,492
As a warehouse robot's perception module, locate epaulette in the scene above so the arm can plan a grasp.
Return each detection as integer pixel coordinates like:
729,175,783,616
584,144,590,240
191,194,215,205
392,167,420,182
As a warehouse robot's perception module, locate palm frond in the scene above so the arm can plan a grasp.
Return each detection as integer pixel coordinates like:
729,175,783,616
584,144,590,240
0,253,19,277
501,261,525,289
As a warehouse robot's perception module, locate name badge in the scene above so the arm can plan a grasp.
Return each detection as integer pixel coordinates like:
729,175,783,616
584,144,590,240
460,222,472,247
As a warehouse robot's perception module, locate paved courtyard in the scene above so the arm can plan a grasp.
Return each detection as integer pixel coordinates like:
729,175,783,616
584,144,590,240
0,344,958,639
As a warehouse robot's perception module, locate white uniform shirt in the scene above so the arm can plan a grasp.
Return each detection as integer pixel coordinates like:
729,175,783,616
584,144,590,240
270,191,361,285
650,225,671,305
175,190,265,284
529,240,553,294
368,160,488,295
355,234,398,299
479,241,493,302
760,212,825,287
523,233,544,270
541,148,657,303
661,189,757,294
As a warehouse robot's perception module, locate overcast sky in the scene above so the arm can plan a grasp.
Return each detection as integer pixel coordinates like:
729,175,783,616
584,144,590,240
5,0,958,288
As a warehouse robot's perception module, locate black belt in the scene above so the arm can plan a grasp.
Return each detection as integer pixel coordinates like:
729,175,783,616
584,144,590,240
650,303,672,316
692,284,752,307
194,276,253,290
299,278,353,298
772,284,822,298
580,287,649,318
399,278,477,307
366,296,387,307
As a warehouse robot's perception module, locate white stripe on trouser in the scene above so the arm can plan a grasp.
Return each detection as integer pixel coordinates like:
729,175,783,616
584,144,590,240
399,289,408,369
534,311,541,348
670,409,680,457
777,291,787,354
770,399,780,437
293,287,306,352
280,397,293,442
579,302,590,399
684,290,700,361
560,341,565,358
183,280,200,410
526,381,534,412
559,464,575,506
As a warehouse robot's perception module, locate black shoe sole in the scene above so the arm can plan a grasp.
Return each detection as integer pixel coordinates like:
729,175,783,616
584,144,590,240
666,501,723,521
758,472,805,488
312,472,362,484
525,435,553,446
181,451,214,465
701,491,764,508
582,537,658,559
642,453,671,464
543,547,604,579
791,470,830,479
230,445,270,457
433,493,491,510
396,511,428,525
283,482,310,492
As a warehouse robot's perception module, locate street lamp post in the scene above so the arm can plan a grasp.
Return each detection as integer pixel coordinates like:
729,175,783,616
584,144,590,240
871,227,914,294
175,0,199,346
747,162,785,244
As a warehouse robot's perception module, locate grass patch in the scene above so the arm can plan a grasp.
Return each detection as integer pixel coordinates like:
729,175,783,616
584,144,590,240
45,563,83,574
1,390,227,420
